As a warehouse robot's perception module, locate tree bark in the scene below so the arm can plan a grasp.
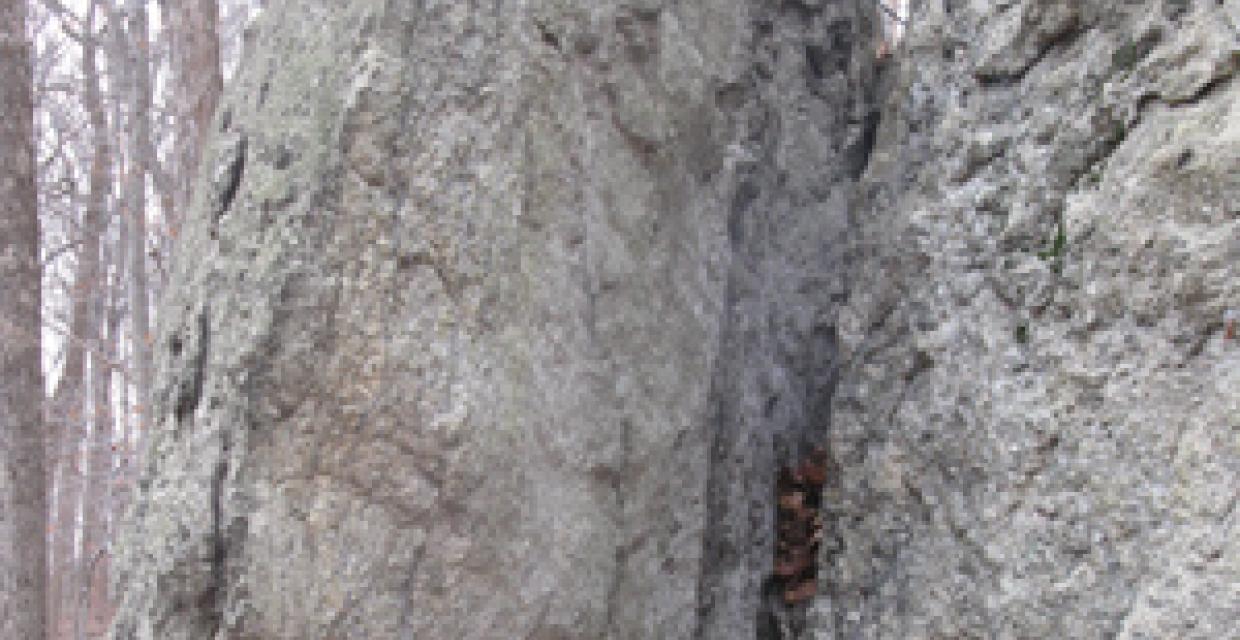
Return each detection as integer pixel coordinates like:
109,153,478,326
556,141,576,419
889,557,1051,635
0,0,48,638
126,0,152,437
78,215,115,640
164,0,221,232
55,3,111,636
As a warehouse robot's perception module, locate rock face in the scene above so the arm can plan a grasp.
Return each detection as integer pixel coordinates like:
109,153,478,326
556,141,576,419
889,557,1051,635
814,2,1238,638
109,1,1237,639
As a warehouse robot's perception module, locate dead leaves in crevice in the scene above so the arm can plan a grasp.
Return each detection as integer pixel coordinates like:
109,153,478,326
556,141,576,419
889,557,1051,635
774,446,828,606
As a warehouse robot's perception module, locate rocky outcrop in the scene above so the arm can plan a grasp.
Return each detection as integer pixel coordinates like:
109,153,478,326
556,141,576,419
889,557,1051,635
109,1,1237,639
110,1,879,638
816,1,1238,637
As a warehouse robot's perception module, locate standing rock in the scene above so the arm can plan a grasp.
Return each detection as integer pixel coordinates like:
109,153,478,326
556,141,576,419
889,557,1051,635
814,1,1238,638
109,1,878,638
108,1,1238,639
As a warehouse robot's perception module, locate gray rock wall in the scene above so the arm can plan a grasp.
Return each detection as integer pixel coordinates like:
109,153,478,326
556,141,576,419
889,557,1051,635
110,1,879,638
815,1,1238,638
109,1,1237,639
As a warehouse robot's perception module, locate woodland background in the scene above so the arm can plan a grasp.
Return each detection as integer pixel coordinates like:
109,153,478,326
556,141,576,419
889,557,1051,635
2,1,259,637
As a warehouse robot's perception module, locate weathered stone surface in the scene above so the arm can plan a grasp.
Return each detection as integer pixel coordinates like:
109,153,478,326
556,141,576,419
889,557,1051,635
812,1,1238,638
110,1,877,638
109,1,1237,639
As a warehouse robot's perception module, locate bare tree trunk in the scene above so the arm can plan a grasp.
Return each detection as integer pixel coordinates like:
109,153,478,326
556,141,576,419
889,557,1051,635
74,6,142,631
78,227,115,640
126,0,152,437
49,265,91,640
93,266,123,635
75,332,111,640
165,0,221,234
46,140,91,640
0,0,48,637
49,279,88,639
96,277,124,633
59,4,111,637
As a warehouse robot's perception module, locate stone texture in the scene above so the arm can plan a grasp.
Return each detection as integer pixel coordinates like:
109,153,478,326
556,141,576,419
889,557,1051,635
109,1,878,638
812,1,1238,638
108,1,1238,639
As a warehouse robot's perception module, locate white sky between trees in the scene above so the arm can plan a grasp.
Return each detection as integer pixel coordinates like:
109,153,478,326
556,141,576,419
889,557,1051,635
35,0,262,394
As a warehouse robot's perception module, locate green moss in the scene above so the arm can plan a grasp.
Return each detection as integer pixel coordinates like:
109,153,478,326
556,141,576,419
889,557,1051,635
1035,220,1067,275
1037,222,1067,260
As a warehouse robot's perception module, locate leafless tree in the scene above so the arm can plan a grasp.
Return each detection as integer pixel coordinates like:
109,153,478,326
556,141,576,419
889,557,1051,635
0,0,49,638
16,0,240,635
164,0,222,234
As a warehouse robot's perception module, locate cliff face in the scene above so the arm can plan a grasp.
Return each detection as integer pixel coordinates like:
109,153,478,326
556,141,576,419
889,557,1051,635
109,1,1237,639
820,2,1238,637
